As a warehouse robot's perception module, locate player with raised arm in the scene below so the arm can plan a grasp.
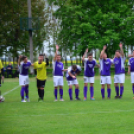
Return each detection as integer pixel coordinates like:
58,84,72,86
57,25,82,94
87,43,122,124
53,45,66,101
113,43,126,98
99,46,113,99
66,65,81,100
82,49,99,101
128,50,134,99
18,56,31,102
33,54,49,102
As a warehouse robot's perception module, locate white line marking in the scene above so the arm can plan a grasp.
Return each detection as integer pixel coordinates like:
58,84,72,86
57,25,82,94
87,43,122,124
2,85,20,96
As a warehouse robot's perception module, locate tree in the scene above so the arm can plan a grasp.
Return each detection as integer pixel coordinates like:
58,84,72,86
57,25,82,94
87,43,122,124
48,0,134,57
0,0,48,60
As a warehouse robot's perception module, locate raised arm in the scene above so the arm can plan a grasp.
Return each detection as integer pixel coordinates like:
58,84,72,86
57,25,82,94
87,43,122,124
53,45,59,61
128,54,133,58
100,45,106,59
119,43,124,57
128,65,130,75
18,55,22,66
82,48,88,61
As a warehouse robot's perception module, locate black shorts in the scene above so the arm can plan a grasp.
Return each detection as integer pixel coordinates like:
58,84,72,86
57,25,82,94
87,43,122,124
37,79,46,88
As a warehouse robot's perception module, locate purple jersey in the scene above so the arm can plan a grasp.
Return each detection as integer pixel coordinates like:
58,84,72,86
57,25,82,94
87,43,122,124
128,57,134,72
84,58,97,77
99,58,112,76
66,65,81,81
19,61,31,76
113,57,126,74
53,61,64,76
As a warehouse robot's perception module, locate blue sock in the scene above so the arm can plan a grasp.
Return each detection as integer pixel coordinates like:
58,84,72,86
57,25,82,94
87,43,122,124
68,89,72,100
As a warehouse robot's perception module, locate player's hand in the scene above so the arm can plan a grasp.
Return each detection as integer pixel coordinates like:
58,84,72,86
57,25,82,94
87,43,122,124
85,48,88,53
103,45,107,50
19,55,22,59
56,45,59,51
72,76,76,79
97,64,100,68
128,70,130,75
128,54,132,58
119,43,123,49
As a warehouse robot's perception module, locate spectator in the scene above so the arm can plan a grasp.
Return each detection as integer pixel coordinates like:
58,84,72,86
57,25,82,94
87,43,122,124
6,63,13,78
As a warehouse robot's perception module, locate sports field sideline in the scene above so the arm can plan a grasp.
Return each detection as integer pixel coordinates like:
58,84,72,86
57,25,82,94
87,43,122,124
0,76,134,134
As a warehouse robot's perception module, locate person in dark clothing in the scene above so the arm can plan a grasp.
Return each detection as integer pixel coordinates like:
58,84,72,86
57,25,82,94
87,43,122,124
6,63,13,78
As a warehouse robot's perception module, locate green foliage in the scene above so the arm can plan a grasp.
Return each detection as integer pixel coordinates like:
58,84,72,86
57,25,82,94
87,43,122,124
0,0,47,58
48,0,134,57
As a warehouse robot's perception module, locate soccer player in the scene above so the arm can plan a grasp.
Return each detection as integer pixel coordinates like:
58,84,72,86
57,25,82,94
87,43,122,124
66,64,81,100
82,48,99,101
33,54,49,102
113,43,126,98
18,56,31,102
99,46,113,99
0,59,4,88
53,45,66,101
128,50,134,99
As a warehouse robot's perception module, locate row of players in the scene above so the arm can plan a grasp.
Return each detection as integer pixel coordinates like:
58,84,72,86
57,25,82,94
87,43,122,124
18,43,134,102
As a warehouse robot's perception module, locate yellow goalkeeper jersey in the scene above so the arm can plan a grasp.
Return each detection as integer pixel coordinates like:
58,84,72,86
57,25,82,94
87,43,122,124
0,60,3,73
33,61,47,80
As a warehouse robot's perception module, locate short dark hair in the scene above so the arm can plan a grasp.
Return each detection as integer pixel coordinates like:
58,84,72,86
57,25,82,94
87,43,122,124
116,50,120,53
88,53,93,57
72,65,77,70
39,54,44,57
22,56,27,60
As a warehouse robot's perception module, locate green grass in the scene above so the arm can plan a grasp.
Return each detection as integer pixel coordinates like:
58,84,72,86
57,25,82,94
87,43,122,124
0,76,134,134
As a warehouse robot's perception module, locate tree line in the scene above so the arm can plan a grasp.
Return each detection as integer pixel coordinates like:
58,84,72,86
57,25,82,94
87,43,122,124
48,0,134,58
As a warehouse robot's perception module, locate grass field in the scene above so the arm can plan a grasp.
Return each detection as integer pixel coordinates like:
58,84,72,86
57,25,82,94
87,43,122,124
0,76,134,134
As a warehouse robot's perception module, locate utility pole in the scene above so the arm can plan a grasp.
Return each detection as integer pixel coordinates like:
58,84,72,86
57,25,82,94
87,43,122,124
27,0,33,73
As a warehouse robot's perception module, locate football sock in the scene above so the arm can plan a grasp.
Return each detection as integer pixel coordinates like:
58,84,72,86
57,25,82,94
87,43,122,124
132,85,134,94
115,86,119,96
107,88,111,98
59,89,63,99
101,88,105,98
75,89,79,98
20,86,25,100
25,85,29,98
38,88,41,98
68,89,72,100
120,86,124,96
90,86,94,98
40,89,44,100
54,89,58,99
83,86,87,98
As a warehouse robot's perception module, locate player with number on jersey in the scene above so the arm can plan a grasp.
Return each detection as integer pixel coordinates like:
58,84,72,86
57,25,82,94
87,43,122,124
53,45,67,102
18,56,31,102
113,43,126,99
82,48,99,101
99,46,113,99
